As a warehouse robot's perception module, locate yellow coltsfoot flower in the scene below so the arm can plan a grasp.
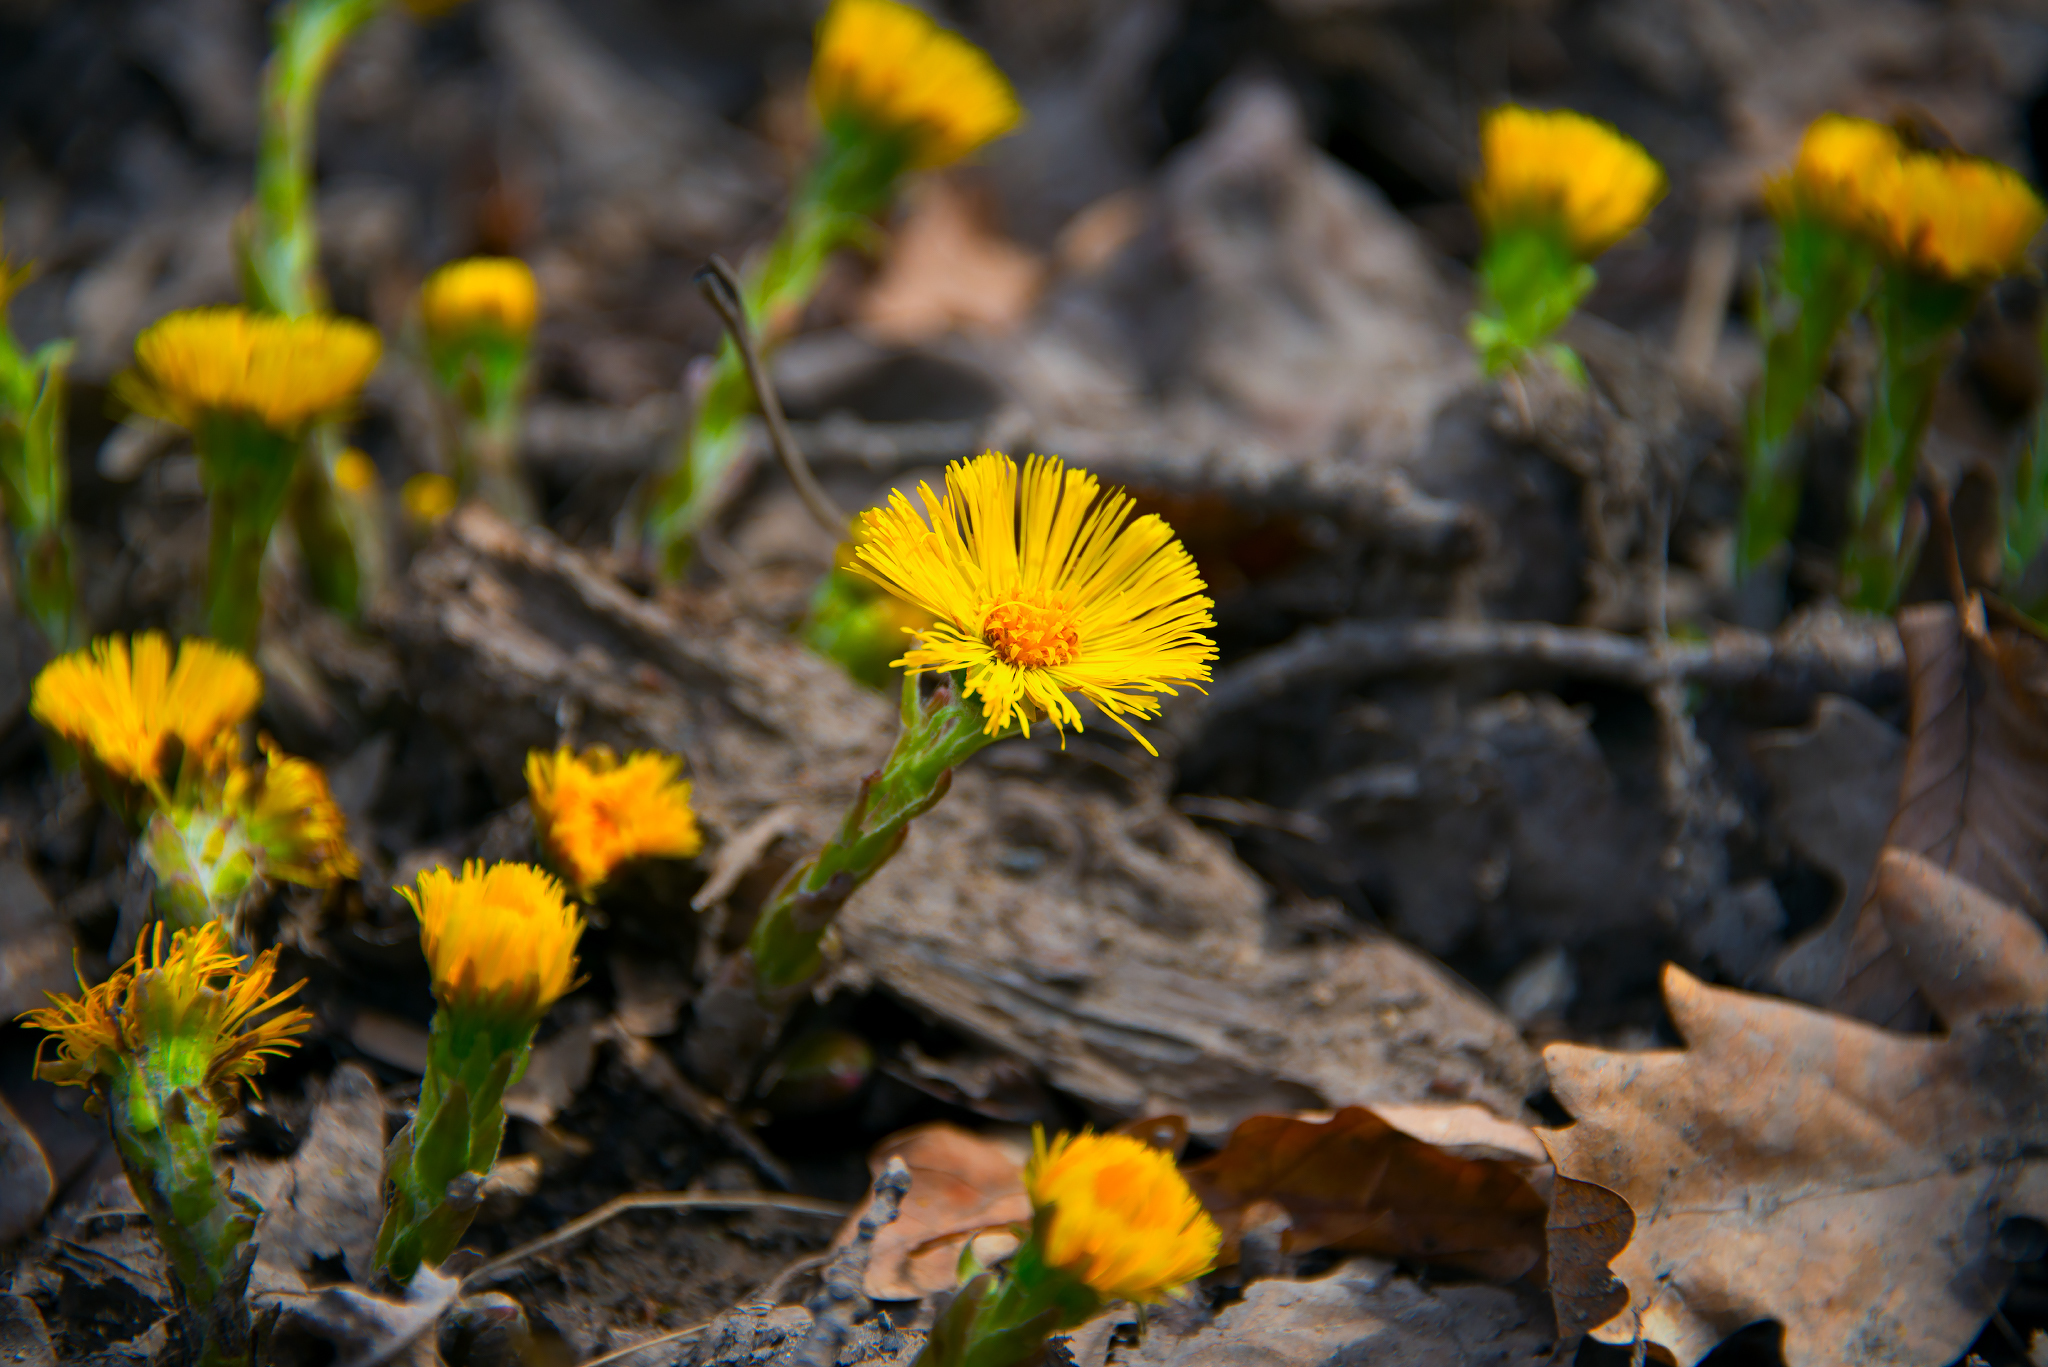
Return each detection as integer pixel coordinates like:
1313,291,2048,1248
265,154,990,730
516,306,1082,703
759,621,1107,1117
31,632,261,809
1473,106,1666,261
404,860,584,1031
235,738,359,887
526,746,702,895
1762,114,1902,235
1869,150,2046,285
1025,1129,1220,1305
812,0,1022,171
420,258,539,345
401,471,459,527
129,307,381,435
851,451,1216,755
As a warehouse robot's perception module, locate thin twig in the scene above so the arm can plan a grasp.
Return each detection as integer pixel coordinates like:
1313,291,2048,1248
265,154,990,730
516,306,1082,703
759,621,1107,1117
575,1319,713,1367
695,256,846,537
461,1191,851,1292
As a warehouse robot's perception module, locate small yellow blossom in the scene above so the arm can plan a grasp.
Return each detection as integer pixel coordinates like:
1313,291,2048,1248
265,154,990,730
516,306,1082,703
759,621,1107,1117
850,451,1216,755
1473,106,1666,260
1025,1130,1220,1304
1868,150,2046,284
525,746,702,894
1761,114,1902,235
234,738,359,886
333,448,379,494
32,633,261,790
419,258,539,344
130,307,381,434
403,861,583,1029
811,0,1023,170
21,921,310,1108
401,472,459,526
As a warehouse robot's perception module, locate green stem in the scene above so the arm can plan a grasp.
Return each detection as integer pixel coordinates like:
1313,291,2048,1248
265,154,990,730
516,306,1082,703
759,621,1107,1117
1737,217,1871,578
0,334,81,650
913,1238,1100,1367
1840,268,1978,611
1469,225,1595,380
198,417,304,653
108,1064,259,1366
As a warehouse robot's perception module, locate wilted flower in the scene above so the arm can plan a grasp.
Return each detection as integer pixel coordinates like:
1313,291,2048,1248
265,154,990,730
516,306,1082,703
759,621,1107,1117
850,452,1215,755
128,307,381,434
404,861,583,1031
31,633,260,795
233,738,359,887
1025,1129,1220,1305
1473,106,1666,260
1761,114,1902,235
419,257,539,345
811,0,1022,171
22,921,310,1110
1869,150,2045,284
526,746,702,895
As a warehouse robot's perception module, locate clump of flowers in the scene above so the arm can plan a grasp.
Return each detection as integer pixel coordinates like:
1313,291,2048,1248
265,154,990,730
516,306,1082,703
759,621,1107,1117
376,861,584,1283
1738,115,1904,579
918,1130,1220,1367
1842,146,2045,609
736,450,1213,997
418,257,541,522
21,922,310,1367
0,223,80,650
642,0,1021,576
525,745,703,896
1467,105,1665,381
31,633,358,936
123,308,380,649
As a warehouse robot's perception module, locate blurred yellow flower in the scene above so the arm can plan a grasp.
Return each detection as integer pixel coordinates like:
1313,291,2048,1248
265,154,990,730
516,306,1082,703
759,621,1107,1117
21,921,309,1108
419,258,539,344
333,447,379,493
1761,114,1902,235
525,746,702,895
1869,150,2045,284
401,472,459,526
403,861,583,1029
130,307,381,433
1473,106,1666,259
31,633,261,791
811,0,1022,170
1025,1129,1220,1304
851,451,1215,755
233,738,359,887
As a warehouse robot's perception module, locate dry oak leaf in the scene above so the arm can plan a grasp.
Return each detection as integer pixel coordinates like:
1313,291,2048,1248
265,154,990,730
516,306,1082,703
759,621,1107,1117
1183,1104,1552,1282
1540,849,2048,1367
840,1123,1030,1301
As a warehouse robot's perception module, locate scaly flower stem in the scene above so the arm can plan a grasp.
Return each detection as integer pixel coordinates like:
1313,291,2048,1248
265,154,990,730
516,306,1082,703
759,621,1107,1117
2003,313,2048,617
198,417,304,653
452,340,536,523
108,1063,260,1367
374,1009,524,1284
1469,227,1595,383
1737,218,1870,577
0,340,81,651
645,135,899,578
1841,269,1978,611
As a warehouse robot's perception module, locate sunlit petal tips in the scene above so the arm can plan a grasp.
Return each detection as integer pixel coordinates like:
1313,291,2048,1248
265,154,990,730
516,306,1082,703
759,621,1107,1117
1474,106,1666,260
31,633,261,790
1870,151,2045,285
1026,1130,1221,1305
526,746,703,895
811,0,1022,170
849,451,1217,756
404,860,584,1030
130,307,381,434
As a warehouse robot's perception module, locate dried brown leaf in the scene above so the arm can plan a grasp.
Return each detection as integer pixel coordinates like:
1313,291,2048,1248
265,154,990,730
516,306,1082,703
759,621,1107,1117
1183,1105,1550,1282
845,1124,1030,1301
857,179,1045,345
1540,876,2048,1367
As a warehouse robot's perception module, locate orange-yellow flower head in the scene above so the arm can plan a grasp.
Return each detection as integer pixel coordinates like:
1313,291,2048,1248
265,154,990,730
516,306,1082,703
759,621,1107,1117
32,633,261,794
525,746,703,895
233,738,359,887
1868,150,2045,285
811,0,1022,171
130,307,381,434
1473,106,1666,260
401,472,459,526
1762,114,1902,236
21,922,309,1110
419,258,539,345
1025,1129,1220,1304
849,452,1216,755
403,860,583,1031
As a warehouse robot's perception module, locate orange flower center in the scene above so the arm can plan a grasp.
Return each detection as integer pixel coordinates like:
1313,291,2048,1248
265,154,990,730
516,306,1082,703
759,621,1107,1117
983,594,1080,668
